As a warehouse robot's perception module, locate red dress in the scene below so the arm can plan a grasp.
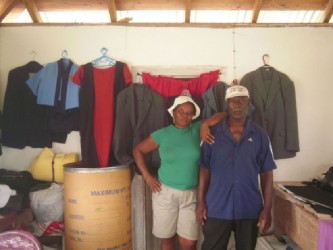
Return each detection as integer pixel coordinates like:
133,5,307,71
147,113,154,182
73,64,132,167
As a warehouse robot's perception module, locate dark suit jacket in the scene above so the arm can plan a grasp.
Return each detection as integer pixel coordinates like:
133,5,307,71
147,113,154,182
240,67,299,159
113,84,167,175
2,61,52,148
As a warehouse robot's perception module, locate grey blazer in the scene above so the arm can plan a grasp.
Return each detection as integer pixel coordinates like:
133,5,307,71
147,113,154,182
240,67,299,159
113,84,167,175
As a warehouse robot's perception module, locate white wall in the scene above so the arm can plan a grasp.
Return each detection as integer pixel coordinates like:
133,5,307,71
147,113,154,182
0,25,333,182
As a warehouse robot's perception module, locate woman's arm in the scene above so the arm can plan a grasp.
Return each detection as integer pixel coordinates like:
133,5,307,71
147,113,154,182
133,136,161,192
200,112,227,144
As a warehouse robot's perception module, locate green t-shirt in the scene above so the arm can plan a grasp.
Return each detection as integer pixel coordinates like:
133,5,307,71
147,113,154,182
151,121,201,190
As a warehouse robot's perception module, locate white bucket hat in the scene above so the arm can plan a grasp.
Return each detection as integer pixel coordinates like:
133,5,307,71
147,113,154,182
168,95,200,120
225,85,250,100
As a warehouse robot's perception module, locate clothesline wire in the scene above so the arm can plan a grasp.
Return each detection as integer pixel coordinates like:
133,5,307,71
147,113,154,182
232,28,237,80
136,72,222,77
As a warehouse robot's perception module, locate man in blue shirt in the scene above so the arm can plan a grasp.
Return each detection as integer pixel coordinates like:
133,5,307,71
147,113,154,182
197,85,276,250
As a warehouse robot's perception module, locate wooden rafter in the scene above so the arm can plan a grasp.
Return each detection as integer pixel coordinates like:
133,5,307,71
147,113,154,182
1,0,333,25
0,0,17,22
106,0,117,22
185,0,192,23
23,0,42,23
252,0,263,23
321,0,333,23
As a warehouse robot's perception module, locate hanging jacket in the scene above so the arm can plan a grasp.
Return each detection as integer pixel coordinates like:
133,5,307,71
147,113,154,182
113,84,167,175
2,61,52,148
240,67,299,159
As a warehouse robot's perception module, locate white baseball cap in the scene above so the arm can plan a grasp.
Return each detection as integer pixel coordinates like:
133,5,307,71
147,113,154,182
168,95,200,120
225,85,250,100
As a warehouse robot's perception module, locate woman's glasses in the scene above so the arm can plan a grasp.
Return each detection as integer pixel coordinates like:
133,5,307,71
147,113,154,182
175,109,194,117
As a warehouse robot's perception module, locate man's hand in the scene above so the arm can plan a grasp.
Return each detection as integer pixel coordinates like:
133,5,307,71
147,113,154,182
257,208,272,235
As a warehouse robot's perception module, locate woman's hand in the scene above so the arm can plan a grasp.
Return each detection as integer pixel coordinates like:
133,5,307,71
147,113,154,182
145,175,162,193
196,202,208,225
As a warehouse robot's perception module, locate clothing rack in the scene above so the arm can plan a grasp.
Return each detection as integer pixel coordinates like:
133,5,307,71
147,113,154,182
136,71,222,78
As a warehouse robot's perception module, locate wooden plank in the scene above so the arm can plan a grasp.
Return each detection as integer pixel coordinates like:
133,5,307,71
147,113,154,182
106,0,117,22
1,22,333,28
3,0,329,12
32,0,108,11
116,0,185,10
321,0,333,23
23,0,42,23
190,0,253,10
0,0,17,22
252,0,263,23
185,0,192,23
261,0,327,10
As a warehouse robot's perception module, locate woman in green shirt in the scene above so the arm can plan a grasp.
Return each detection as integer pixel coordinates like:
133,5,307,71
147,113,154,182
133,94,225,250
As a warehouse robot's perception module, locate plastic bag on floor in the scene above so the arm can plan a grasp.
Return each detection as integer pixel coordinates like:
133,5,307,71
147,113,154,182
29,183,64,223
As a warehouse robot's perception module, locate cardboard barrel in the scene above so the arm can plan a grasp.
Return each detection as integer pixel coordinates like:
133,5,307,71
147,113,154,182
64,165,132,250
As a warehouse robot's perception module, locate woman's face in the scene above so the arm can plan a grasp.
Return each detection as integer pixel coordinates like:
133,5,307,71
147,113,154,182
173,102,195,128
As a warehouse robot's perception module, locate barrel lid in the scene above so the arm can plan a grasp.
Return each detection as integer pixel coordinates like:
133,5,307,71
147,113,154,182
64,165,130,173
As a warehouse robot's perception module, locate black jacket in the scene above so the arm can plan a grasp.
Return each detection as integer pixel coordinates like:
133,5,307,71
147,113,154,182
2,61,52,148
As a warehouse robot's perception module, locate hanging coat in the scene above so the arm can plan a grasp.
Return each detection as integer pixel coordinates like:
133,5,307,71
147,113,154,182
240,67,299,159
2,61,52,148
113,84,167,175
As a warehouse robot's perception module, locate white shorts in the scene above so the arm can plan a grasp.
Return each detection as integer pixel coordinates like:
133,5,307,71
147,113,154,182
152,184,199,240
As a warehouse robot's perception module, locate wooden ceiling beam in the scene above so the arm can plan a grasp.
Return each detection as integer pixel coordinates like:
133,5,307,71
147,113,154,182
23,0,42,23
185,0,192,23
321,0,333,23
252,0,263,23
106,0,117,22
0,0,17,22
7,0,328,12
261,0,326,10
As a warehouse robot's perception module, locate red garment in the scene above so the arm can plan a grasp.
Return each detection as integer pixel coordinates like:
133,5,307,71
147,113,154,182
73,64,132,167
142,70,220,98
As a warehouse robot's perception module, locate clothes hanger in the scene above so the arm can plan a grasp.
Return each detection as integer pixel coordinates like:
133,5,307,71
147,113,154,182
60,49,71,67
261,54,273,80
92,47,116,67
62,50,68,58
31,50,37,61
25,50,42,70
262,54,271,68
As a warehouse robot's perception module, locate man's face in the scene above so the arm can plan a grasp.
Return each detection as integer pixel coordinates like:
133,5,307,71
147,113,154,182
227,96,249,120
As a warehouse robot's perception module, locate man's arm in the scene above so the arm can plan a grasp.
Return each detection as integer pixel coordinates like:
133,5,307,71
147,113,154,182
196,167,211,225
200,112,227,144
133,136,161,193
258,171,273,234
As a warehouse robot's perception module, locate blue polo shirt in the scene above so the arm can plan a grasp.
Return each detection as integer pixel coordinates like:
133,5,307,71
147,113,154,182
200,119,276,220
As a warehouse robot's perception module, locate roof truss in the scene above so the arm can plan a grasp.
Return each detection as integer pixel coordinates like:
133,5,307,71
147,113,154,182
0,0,332,24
